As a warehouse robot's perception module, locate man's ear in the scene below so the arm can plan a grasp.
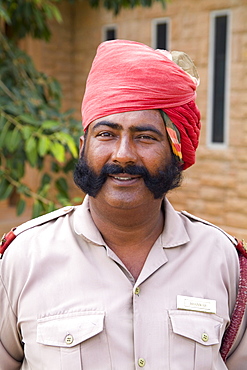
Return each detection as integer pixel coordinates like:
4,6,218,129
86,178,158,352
79,135,84,156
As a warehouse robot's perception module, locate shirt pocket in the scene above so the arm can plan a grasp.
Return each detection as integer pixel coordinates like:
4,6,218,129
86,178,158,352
168,310,223,370
37,311,111,370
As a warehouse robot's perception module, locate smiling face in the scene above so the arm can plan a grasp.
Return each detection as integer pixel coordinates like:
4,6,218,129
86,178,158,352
74,110,181,210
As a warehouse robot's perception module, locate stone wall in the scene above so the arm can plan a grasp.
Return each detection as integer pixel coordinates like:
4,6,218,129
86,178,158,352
1,0,246,240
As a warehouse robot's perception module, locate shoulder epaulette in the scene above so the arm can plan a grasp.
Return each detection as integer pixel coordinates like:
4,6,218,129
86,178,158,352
0,206,75,259
181,210,247,361
181,210,238,246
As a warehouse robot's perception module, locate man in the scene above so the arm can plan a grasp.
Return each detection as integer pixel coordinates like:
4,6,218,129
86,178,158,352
0,40,246,369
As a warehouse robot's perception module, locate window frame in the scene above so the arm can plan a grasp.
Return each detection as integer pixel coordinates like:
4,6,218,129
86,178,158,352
207,9,231,148
102,24,117,41
151,17,170,50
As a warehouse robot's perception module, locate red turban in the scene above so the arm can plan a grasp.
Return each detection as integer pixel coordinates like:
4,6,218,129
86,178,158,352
81,40,201,169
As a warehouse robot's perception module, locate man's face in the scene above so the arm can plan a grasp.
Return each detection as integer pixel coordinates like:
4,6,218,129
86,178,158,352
74,110,182,209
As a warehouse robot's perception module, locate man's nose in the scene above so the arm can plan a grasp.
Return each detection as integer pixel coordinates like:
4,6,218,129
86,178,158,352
111,137,137,165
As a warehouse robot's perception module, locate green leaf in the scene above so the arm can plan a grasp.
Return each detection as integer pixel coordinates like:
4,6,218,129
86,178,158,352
54,132,78,158
0,114,6,130
17,198,26,216
19,114,40,125
42,120,60,130
0,179,8,198
38,136,50,156
39,183,50,197
7,127,22,153
56,194,70,207
43,3,62,22
7,158,25,180
0,6,11,23
0,121,11,149
25,136,36,153
25,137,38,166
50,141,65,163
26,149,38,166
65,136,78,158
55,177,68,198
63,158,76,173
17,184,30,197
0,180,13,200
72,197,83,204
47,202,56,213
41,173,51,188
51,161,60,173
21,126,34,140
32,200,43,219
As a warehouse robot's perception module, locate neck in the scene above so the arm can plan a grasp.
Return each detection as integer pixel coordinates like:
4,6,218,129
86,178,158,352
88,196,165,280
89,196,165,250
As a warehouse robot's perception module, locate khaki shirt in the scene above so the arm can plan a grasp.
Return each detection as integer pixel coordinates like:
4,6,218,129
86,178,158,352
0,196,246,369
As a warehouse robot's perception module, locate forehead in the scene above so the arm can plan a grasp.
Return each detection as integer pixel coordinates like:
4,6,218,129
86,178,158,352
88,109,167,134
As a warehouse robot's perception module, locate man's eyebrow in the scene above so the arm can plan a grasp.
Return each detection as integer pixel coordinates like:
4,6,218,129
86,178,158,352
92,121,122,131
130,125,164,137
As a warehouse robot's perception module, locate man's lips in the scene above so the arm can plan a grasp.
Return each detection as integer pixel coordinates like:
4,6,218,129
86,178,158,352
109,174,141,181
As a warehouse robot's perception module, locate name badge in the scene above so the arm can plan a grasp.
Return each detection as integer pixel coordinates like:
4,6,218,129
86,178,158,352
177,295,216,314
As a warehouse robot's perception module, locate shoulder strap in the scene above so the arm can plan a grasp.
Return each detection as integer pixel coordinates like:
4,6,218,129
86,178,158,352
0,206,75,258
220,239,247,361
181,210,237,245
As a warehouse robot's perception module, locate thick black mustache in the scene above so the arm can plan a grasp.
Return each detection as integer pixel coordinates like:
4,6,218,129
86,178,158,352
74,155,182,199
100,163,151,177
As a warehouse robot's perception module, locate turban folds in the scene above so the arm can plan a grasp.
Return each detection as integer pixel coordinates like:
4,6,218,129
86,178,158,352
81,40,201,169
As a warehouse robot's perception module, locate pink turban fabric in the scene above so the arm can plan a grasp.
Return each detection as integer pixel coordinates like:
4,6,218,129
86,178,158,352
81,40,201,169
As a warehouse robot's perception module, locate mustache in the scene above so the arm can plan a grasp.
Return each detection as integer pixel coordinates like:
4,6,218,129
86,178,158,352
99,163,151,177
74,154,182,199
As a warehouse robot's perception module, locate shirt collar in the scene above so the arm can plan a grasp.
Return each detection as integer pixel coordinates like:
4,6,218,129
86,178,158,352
73,195,190,248
160,197,190,248
73,195,105,245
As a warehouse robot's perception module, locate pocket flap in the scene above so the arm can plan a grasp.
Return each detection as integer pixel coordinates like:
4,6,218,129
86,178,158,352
169,310,223,346
37,311,105,347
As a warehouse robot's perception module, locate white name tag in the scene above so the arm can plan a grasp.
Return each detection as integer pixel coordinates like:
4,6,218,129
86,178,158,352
177,295,216,314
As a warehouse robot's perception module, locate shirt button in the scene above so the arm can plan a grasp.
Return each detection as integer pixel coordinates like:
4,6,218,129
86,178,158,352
65,334,74,345
138,358,146,367
201,333,209,342
135,287,140,295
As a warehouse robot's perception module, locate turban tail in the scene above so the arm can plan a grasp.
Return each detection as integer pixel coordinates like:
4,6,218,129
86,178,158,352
81,40,201,169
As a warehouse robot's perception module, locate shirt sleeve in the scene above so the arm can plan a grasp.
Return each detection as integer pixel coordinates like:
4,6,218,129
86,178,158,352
225,309,247,370
0,273,24,369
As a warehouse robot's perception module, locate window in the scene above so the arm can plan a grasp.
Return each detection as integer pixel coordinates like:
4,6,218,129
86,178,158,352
207,11,231,146
102,25,117,41
152,18,170,50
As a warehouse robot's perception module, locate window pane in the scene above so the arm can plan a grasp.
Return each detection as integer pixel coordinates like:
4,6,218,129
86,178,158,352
105,28,116,41
156,23,167,50
212,15,228,143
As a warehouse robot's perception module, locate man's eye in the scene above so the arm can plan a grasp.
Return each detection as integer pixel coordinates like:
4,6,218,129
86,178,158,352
97,132,114,137
137,134,156,141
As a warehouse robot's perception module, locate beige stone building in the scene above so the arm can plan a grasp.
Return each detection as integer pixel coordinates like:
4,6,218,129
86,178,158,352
1,0,247,240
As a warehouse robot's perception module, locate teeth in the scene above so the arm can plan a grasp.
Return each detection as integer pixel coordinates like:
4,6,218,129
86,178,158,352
114,176,132,181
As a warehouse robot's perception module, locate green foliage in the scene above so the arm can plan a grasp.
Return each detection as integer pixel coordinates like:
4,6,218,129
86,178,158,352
89,0,167,14
0,0,63,41
0,34,82,218
0,0,168,42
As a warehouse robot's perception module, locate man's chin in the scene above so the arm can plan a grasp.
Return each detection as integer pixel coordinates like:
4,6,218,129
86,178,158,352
89,181,161,210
